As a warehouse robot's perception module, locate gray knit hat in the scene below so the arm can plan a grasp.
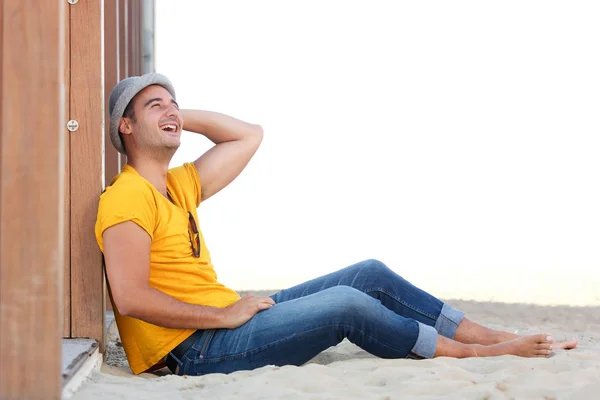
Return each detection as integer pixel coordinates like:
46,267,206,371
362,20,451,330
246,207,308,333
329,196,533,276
108,72,176,155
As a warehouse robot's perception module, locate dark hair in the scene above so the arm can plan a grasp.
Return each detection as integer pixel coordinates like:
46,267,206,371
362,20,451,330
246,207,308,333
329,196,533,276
122,98,136,123
118,98,136,152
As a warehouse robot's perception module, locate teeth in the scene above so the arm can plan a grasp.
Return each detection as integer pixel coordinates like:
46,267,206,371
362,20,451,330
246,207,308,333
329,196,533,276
160,124,177,131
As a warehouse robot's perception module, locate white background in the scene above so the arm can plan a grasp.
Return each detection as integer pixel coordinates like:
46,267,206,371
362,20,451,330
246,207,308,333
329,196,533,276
156,1,600,305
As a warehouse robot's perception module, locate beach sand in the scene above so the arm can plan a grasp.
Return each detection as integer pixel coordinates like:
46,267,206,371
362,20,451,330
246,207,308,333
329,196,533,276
72,299,600,399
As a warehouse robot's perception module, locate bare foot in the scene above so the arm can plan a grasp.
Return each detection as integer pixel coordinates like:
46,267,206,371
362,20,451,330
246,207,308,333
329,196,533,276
454,318,578,350
488,331,577,350
477,334,554,358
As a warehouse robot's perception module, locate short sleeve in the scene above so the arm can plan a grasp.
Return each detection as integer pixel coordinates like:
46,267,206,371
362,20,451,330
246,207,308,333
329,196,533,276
95,183,158,251
167,162,202,208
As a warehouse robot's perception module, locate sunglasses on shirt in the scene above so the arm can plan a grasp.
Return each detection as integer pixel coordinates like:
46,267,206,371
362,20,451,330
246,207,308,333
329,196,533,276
188,211,200,258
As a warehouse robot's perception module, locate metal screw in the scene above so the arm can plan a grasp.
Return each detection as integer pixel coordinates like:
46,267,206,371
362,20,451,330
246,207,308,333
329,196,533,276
67,120,79,132
67,0,78,4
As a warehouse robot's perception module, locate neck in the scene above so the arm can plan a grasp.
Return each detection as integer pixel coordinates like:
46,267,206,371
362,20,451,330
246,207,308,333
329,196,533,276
127,153,172,197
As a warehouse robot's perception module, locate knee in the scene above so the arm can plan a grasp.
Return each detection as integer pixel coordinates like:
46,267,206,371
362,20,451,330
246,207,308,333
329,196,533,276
319,286,374,319
360,258,395,277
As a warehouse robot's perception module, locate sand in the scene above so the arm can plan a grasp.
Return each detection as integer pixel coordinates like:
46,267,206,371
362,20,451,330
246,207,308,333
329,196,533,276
71,299,600,400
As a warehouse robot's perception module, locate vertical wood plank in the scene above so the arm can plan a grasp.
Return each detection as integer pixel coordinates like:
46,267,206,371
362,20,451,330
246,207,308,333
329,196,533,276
104,0,120,186
119,0,129,79
136,0,142,73
69,0,105,350
137,1,144,73
127,0,135,76
104,0,120,313
118,0,129,168
63,0,72,339
0,0,4,322
129,0,140,76
0,0,4,306
0,1,65,398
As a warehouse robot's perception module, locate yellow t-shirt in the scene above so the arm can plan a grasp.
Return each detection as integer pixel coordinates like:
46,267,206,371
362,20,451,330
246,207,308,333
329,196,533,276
95,162,241,374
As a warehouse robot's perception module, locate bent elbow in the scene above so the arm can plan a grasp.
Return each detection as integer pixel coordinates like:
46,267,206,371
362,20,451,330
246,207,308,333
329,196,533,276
252,124,264,139
113,295,137,318
115,302,133,317
117,306,133,317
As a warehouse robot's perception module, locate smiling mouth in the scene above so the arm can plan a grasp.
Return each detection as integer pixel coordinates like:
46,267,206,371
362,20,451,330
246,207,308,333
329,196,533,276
159,123,178,133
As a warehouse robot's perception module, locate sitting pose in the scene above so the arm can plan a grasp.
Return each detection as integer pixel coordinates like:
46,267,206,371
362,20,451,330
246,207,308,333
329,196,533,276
96,73,577,376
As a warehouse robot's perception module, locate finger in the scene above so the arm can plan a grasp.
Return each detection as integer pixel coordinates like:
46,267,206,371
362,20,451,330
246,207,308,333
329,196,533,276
257,296,276,305
257,302,274,311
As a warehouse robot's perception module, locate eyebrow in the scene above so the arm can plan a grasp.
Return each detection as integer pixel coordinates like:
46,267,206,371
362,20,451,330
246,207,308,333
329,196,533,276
143,97,179,109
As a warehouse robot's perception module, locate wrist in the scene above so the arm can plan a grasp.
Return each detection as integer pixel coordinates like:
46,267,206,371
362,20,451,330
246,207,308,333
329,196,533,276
213,306,230,329
180,109,212,133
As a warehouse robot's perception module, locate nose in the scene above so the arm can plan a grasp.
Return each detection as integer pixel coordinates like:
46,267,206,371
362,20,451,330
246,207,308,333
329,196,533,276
165,103,179,118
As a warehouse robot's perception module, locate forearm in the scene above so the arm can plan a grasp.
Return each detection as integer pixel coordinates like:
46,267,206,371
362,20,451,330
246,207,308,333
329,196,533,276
119,286,228,330
180,109,263,144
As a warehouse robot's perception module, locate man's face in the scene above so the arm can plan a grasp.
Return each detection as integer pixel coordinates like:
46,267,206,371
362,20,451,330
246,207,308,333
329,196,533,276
120,85,183,154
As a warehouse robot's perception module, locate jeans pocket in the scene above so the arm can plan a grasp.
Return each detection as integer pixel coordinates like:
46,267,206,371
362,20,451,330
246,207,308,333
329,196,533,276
189,329,216,358
181,330,216,375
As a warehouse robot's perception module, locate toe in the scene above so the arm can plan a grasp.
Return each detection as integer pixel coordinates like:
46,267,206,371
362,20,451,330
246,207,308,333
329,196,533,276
534,334,554,344
536,343,552,351
552,339,578,350
536,349,552,357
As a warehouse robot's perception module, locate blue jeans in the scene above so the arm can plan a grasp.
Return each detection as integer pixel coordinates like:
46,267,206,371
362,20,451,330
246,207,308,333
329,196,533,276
172,259,464,376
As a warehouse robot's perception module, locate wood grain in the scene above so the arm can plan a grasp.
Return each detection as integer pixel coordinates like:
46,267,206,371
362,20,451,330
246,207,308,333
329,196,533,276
118,0,129,168
119,0,129,80
0,1,65,398
69,0,105,351
104,0,120,188
103,0,120,313
128,0,141,76
0,0,3,311
63,0,72,339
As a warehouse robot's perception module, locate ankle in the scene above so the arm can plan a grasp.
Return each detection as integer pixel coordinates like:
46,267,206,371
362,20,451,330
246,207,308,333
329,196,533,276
463,344,484,358
487,332,504,345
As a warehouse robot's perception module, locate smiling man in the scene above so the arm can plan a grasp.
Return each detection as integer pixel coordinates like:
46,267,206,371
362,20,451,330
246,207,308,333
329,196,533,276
95,73,577,377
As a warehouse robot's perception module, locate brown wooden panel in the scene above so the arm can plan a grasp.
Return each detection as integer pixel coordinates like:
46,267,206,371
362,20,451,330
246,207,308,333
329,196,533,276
63,0,72,339
119,0,128,80
104,0,120,313
130,0,141,76
132,0,144,76
0,1,65,398
117,0,129,168
127,0,136,76
69,0,105,350
0,0,4,314
138,1,144,73
105,0,120,187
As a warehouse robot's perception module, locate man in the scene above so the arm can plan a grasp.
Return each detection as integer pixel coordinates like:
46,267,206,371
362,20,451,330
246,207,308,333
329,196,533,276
96,73,577,377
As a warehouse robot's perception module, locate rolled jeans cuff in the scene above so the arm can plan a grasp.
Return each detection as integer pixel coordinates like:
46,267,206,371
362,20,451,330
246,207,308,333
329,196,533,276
434,303,465,339
411,322,438,359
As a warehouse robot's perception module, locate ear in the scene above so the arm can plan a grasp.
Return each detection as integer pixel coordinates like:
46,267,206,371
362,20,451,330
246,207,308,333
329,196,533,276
119,117,133,136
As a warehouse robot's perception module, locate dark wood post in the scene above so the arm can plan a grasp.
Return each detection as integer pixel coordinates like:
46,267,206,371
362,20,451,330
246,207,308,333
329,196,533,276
0,1,65,398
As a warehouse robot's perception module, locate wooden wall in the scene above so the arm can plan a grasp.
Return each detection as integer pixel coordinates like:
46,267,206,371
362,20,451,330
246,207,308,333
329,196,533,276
0,1,65,398
104,0,149,189
64,0,151,345
68,0,106,350
0,0,152,397
63,0,72,341
104,0,123,187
